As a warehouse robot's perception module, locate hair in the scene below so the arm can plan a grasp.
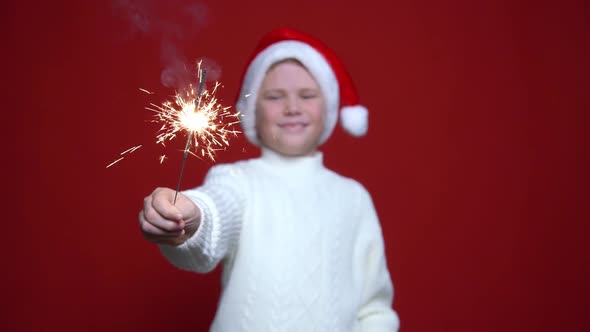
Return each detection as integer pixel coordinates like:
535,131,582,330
267,58,306,72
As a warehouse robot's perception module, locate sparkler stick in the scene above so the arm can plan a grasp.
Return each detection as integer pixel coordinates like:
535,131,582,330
173,69,207,205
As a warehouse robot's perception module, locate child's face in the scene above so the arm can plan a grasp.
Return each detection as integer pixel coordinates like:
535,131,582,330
255,61,325,157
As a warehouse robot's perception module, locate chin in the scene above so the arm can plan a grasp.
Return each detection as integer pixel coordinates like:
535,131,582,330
278,145,316,157
263,134,321,157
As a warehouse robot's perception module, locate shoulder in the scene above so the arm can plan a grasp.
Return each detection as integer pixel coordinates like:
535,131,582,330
203,157,271,185
323,169,373,200
203,160,251,184
320,170,377,218
207,160,245,175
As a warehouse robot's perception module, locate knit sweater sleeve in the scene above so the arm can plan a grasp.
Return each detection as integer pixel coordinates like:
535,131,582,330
355,184,400,331
158,163,245,273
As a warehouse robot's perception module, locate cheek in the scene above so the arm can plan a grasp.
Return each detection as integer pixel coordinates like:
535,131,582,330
255,106,276,137
257,108,272,127
308,101,326,123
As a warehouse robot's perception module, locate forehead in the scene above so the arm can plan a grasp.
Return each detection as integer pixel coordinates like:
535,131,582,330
261,60,319,88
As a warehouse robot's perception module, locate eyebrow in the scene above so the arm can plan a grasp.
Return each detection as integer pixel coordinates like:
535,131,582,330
262,87,319,93
261,89,285,94
299,88,319,93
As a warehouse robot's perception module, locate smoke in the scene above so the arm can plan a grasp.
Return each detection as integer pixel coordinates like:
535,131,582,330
112,0,220,89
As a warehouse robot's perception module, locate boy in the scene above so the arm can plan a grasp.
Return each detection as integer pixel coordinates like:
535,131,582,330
139,27,400,331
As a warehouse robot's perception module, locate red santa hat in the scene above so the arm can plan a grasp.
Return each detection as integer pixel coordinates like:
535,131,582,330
236,27,368,146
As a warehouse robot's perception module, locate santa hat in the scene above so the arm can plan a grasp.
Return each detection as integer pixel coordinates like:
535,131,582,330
236,27,368,146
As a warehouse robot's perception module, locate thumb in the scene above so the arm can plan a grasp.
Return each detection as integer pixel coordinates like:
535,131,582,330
152,188,183,221
175,192,200,221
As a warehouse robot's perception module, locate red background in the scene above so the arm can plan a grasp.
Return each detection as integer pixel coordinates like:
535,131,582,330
8,0,589,331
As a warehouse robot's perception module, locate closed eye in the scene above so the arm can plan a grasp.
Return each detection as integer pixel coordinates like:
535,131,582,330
262,91,287,101
299,89,320,99
262,89,285,100
300,92,319,99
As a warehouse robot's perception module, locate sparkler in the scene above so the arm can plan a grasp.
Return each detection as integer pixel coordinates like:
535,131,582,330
107,61,241,205
146,62,241,204
173,69,206,205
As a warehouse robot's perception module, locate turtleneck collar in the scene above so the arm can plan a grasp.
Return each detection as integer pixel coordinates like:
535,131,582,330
257,147,325,174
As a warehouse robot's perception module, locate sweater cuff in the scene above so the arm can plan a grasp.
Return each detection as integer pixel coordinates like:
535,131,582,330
157,190,218,272
183,190,216,255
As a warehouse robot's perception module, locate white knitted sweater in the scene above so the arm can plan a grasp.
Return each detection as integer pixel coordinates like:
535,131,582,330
159,149,400,331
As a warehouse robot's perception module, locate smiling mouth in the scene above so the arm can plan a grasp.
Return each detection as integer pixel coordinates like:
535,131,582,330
278,122,308,130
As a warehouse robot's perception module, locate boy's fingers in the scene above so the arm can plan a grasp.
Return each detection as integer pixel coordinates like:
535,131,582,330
152,192,183,221
140,219,183,238
141,206,184,231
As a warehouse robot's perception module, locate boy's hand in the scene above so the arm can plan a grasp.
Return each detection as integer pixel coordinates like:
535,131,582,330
139,187,200,246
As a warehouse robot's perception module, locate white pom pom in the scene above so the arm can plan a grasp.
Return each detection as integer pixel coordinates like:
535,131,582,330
340,105,368,136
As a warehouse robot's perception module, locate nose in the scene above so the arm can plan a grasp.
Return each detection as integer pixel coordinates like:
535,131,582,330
284,95,301,115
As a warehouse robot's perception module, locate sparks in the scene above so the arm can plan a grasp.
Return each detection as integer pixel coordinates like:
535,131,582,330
106,157,124,169
147,77,240,161
106,144,143,168
121,145,142,154
106,61,240,171
139,88,154,94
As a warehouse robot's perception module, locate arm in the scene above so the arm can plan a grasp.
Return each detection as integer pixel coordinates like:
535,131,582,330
158,164,246,273
355,186,400,331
